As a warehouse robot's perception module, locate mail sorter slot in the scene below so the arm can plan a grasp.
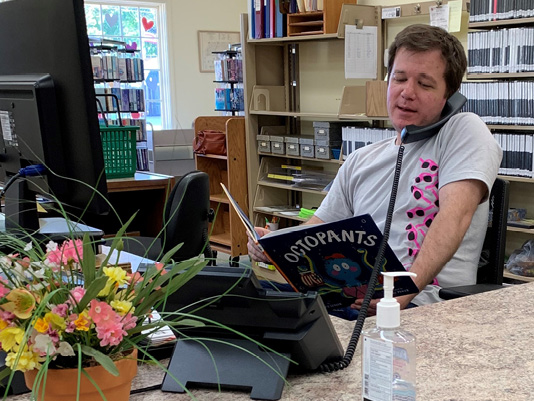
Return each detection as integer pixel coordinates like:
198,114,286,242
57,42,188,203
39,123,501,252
257,134,271,153
270,135,285,155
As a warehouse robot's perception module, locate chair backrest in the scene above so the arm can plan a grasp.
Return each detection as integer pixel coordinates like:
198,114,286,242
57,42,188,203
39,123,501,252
160,170,212,261
476,178,509,285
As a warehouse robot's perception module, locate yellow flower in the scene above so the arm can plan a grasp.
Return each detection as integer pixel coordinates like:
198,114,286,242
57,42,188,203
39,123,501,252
0,327,24,352
0,319,9,331
1,288,36,319
74,311,90,331
33,318,49,333
97,279,115,297
44,312,66,332
110,300,134,316
103,266,128,286
5,344,43,372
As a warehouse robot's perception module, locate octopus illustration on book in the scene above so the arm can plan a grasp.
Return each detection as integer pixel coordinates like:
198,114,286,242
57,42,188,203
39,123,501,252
296,249,382,299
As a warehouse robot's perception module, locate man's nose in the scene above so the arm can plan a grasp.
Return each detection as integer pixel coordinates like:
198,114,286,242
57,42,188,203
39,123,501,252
401,80,416,99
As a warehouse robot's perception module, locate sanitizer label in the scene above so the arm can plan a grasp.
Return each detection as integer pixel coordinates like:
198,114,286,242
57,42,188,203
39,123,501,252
362,337,393,401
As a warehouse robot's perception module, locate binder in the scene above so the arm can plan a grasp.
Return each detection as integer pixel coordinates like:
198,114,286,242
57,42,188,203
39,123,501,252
264,0,270,38
255,0,264,39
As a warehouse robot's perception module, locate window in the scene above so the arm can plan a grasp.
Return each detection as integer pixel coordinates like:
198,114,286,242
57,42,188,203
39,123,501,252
84,1,169,130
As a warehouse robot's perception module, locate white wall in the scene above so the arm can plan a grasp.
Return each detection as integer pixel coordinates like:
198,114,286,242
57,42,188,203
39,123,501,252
165,1,248,129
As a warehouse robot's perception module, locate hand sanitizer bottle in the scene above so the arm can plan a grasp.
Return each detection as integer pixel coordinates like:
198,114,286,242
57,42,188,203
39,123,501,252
362,271,417,401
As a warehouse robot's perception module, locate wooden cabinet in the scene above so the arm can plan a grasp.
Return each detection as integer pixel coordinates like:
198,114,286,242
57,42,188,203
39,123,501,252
194,116,248,260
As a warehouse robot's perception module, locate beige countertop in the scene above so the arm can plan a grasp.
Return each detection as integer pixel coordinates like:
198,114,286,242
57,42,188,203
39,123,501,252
11,282,534,400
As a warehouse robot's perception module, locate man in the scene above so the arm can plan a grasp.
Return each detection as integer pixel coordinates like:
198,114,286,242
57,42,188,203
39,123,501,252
248,24,502,314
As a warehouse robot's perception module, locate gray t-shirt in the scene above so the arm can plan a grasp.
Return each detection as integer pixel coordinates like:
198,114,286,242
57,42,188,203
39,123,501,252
315,112,503,305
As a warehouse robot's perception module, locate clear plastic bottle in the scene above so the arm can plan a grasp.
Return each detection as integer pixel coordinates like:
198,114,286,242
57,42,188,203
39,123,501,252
362,272,417,401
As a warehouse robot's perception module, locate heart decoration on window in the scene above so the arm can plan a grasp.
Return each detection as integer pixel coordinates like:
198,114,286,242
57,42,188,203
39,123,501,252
125,42,137,51
105,13,118,28
142,17,154,31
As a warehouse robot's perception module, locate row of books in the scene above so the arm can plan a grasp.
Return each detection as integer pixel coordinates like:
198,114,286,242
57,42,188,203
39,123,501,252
341,127,396,160
136,147,150,172
95,87,146,114
494,132,534,178
460,81,534,125
469,0,534,22
250,0,287,39
215,86,245,112
90,51,144,83
467,28,534,74
214,57,243,83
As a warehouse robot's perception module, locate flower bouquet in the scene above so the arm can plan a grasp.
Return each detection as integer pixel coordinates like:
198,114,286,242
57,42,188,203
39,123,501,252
0,218,208,400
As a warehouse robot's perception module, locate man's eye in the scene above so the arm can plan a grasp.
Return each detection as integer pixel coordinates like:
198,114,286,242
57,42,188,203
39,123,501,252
420,82,433,88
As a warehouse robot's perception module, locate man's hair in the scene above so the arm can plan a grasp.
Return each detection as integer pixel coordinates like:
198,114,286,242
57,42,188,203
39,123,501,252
387,24,467,99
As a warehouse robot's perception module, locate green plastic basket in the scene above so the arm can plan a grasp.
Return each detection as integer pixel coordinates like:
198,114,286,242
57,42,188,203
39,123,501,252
100,125,139,179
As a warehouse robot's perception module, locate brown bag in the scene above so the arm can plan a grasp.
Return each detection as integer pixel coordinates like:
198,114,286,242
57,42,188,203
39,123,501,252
193,130,227,155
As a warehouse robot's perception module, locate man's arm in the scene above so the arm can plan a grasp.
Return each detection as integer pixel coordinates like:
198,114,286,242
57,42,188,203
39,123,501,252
354,178,487,313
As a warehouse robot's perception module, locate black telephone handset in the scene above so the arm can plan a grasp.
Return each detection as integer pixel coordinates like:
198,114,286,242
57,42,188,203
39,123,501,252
400,91,467,144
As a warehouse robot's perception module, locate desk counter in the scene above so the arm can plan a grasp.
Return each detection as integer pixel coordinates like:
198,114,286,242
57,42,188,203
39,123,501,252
12,283,534,400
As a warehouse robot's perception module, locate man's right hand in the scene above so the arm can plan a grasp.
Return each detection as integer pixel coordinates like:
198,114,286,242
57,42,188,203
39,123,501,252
247,227,271,263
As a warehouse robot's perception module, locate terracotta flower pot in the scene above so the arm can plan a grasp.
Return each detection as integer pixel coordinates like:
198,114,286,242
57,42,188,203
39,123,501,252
23,349,138,401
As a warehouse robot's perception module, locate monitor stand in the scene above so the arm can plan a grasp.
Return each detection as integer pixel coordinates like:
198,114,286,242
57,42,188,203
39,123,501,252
1,179,104,240
161,338,291,401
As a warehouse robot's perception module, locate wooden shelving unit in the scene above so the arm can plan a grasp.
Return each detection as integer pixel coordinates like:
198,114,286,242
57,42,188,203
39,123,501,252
194,116,248,260
240,5,383,231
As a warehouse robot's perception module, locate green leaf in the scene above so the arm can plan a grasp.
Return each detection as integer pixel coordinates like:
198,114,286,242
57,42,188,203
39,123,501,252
80,345,119,376
77,276,109,311
100,213,137,269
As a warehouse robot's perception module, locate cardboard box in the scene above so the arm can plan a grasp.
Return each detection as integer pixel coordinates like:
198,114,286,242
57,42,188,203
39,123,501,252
366,80,388,117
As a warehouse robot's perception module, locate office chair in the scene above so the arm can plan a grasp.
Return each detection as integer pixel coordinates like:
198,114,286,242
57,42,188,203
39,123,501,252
439,178,510,300
112,170,213,263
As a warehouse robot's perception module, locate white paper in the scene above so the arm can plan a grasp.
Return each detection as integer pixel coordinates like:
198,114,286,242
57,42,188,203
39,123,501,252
344,25,377,79
430,5,450,31
382,7,401,19
448,0,463,32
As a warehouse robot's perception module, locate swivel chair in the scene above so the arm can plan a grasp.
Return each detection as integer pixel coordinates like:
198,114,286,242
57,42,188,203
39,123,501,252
439,178,510,299
114,170,213,262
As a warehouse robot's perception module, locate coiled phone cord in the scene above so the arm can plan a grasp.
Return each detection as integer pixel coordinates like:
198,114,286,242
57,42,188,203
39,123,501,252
319,144,406,373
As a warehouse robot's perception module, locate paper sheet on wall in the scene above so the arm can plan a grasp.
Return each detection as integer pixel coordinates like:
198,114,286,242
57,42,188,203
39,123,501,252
344,25,377,79
448,0,463,32
430,4,450,31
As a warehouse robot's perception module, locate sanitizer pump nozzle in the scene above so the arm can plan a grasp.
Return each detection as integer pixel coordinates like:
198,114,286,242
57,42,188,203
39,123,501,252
377,271,417,329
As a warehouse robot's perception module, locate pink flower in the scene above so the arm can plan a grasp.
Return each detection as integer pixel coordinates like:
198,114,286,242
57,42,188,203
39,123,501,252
51,304,68,318
95,322,127,347
121,313,137,331
47,239,83,265
0,310,15,323
88,300,117,328
68,287,85,305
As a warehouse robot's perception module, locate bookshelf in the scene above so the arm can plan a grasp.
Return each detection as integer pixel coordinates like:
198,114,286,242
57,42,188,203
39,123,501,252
466,0,534,283
240,5,384,232
89,38,149,172
193,116,248,262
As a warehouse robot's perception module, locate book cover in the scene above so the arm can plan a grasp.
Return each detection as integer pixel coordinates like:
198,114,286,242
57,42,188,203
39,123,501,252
221,183,419,311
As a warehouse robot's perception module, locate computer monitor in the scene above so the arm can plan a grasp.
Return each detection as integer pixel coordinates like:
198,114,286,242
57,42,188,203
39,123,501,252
0,0,109,232
157,266,344,399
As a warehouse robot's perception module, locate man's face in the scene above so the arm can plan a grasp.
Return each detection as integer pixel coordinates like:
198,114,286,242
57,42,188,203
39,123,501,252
387,48,448,135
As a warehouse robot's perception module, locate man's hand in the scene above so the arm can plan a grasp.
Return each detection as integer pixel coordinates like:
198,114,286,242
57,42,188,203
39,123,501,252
247,227,271,263
351,294,415,316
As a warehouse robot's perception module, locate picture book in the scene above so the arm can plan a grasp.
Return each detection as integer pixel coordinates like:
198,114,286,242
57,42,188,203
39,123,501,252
220,183,419,310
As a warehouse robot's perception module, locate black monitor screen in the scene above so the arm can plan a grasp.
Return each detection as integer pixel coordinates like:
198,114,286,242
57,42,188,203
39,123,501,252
0,0,109,230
